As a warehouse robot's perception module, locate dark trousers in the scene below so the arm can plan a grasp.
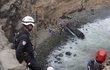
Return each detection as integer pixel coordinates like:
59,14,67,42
28,58,44,70
23,53,44,70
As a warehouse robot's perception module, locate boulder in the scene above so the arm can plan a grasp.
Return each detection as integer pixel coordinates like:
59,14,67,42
0,49,26,70
65,51,72,56
0,26,26,70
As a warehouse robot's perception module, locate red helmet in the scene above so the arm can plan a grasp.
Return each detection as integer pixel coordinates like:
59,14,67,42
96,50,107,63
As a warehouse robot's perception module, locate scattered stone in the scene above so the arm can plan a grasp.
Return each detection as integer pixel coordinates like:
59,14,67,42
56,58,61,61
57,61,62,64
65,51,72,56
54,54,61,61
54,61,58,63
48,60,53,63
71,39,75,42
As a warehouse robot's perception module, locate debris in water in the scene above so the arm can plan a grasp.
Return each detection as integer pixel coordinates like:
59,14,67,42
54,61,58,63
73,54,77,57
65,51,72,56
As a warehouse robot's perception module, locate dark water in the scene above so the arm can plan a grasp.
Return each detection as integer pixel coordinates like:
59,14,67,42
47,18,110,70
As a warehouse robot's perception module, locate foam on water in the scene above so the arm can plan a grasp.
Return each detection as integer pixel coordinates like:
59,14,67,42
47,17,110,70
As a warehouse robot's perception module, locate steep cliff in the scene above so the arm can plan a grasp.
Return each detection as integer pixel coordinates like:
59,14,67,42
33,0,110,20
0,0,110,43
0,0,110,70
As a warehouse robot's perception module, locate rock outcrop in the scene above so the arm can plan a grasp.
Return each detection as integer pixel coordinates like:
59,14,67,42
0,26,26,70
33,0,110,20
0,0,36,42
0,0,110,70
1,0,110,43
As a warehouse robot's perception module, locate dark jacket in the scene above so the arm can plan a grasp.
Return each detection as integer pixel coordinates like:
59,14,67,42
15,27,34,63
15,27,46,70
87,59,104,70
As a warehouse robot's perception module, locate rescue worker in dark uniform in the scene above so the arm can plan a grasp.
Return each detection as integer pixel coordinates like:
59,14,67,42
15,16,44,70
87,50,107,70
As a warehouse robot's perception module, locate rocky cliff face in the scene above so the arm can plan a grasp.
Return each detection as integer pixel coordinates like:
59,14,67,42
0,0,36,69
33,0,110,20
0,0,110,70
0,0,36,42
0,0,110,43
0,26,26,70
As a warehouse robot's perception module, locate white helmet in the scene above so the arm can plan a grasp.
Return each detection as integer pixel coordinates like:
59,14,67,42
47,67,54,70
22,16,35,26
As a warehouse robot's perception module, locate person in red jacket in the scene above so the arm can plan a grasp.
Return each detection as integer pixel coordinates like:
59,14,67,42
87,50,107,70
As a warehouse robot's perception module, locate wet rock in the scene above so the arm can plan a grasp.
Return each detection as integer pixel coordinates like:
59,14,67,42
73,54,77,57
65,51,72,56
54,60,62,64
55,55,61,61
57,61,62,64
57,58,61,61
58,53,63,57
54,61,58,63
72,40,74,42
